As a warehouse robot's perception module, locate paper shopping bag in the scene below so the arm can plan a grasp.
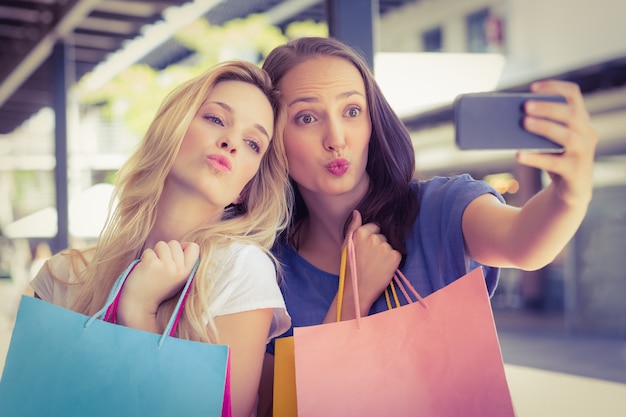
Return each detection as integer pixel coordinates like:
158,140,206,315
0,259,231,417
273,336,297,417
273,244,356,417
291,237,515,417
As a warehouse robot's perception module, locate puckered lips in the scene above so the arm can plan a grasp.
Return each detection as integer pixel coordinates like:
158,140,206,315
206,154,232,172
326,158,349,176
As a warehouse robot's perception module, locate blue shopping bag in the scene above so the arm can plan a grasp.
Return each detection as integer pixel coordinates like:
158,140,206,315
0,260,230,417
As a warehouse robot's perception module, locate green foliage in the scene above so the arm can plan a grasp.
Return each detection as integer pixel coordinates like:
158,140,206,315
11,171,36,202
175,15,287,62
285,20,329,40
11,170,55,216
103,170,118,185
78,15,327,137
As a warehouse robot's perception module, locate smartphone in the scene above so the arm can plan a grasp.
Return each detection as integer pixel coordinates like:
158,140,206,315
454,92,566,152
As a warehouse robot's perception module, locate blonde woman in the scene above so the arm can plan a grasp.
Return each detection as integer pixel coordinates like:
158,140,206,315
29,61,292,417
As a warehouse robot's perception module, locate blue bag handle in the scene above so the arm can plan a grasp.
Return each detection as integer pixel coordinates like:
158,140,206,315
84,258,201,348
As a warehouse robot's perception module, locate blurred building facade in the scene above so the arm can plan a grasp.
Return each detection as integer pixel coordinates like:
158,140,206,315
376,0,626,338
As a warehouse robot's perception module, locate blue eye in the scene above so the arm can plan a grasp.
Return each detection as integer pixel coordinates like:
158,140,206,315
296,113,316,125
204,115,224,126
345,107,360,118
245,139,261,154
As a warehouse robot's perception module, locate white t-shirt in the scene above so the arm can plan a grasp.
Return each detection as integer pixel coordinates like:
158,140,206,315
30,243,291,343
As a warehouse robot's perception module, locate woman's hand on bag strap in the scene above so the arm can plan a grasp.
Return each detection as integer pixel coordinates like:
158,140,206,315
341,210,401,319
117,240,200,333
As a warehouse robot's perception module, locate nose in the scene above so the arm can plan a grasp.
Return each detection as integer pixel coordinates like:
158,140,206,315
323,117,346,154
218,136,237,154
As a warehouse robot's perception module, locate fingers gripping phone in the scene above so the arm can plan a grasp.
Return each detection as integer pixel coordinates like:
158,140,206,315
454,92,566,152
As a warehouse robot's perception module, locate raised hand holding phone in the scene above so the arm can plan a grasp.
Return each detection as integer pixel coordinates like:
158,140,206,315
516,80,597,208
460,80,597,270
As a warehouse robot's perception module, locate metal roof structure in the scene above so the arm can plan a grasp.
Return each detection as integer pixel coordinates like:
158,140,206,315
0,0,413,135
0,0,184,135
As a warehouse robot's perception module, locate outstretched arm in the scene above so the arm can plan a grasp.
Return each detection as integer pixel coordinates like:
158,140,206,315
463,80,597,270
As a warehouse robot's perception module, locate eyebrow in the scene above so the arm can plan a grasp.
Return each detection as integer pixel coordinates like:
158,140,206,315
287,90,365,108
209,101,270,140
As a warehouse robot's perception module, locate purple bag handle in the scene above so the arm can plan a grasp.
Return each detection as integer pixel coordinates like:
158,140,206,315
85,258,200,348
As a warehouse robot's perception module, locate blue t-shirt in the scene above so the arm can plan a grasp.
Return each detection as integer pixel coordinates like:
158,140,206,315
269,174,504,352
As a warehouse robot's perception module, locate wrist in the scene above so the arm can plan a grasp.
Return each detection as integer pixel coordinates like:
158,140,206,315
342,283,375,319
547,181,592,210
117,293,160,332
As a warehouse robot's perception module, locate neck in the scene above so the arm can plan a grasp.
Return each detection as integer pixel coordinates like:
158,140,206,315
145,190,222,250
293,177,369,271
302,201,350,247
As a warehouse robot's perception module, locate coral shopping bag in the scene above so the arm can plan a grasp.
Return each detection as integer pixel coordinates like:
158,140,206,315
273,244,355,417
291,235,515,417
0,259,231,417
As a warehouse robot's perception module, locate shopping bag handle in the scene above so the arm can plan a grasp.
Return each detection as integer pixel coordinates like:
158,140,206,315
389,269,427,309
340,233,427,328
85,258,200,348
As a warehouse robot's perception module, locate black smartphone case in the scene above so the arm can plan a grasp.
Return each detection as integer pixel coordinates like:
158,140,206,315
454,92,566,152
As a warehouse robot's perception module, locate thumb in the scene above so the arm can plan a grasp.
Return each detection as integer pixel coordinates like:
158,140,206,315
181,242,200,271
343,210,362,247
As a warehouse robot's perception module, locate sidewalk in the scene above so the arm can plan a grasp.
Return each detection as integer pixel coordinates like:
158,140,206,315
495,309,626,384
494,310,626,416
505,364,626,417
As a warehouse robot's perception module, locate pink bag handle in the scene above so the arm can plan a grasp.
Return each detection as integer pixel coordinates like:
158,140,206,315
87,258,200,347
102,262,139,324
343,233,428,329
346,234,363,328
390,269,427,308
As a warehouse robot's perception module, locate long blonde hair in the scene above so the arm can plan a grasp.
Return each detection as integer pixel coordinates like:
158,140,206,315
70,61,291,343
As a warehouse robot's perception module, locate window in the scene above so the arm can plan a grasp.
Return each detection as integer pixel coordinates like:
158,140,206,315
467,8,505,53
422,27,442,52
466,8,490,52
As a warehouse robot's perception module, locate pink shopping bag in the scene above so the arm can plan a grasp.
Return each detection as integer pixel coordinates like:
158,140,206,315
292,236,515,417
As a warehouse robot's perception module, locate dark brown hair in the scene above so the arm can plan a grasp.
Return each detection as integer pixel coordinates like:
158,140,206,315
263,37,419,257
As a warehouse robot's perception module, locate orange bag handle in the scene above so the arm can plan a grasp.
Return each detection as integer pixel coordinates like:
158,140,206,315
337,233,428,327
336,244,348,322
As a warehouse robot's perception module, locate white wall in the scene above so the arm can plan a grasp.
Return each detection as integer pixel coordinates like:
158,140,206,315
379,0,626,86
380,0,501,52
502,0,626,85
